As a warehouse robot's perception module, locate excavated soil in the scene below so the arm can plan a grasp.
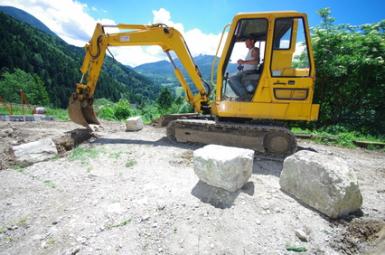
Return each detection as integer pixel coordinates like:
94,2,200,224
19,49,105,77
0,120,385,255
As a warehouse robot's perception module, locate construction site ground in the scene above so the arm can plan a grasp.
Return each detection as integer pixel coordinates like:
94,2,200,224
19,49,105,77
0,120,384,255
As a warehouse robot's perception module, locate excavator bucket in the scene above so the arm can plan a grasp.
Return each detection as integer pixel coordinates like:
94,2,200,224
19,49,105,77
68,94,100,129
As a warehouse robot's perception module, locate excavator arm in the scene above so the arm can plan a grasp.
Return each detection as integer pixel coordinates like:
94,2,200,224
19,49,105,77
68,23,211,128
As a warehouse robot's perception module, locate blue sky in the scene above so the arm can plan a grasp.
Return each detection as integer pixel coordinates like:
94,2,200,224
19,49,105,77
85,0,385,33
1,0,384,66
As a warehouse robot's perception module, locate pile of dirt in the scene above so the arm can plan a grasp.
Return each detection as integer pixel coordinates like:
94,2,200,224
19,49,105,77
332,218,385,254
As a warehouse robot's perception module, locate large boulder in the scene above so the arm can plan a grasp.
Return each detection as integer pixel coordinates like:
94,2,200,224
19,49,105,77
193,144,254,192
12,138,58,165
280,150,363,219
126,116,144,131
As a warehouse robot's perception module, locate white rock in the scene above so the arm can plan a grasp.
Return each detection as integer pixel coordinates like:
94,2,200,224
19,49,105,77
280,150,363,219
295,229,308,242
193,144,254,192
125,116,144,131
12,138,58,164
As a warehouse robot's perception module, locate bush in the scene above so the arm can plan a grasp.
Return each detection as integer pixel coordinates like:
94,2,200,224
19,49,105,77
310,8,385,135
113,99,133,120
97,105,115,120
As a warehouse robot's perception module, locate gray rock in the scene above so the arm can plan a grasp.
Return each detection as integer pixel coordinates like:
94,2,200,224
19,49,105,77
125,116,144,131
0,128,13,137
280,150,363,219
12,138,58,164
193,144,254,192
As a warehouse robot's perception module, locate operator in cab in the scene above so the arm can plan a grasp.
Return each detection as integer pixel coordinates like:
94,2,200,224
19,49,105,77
228,35,260,100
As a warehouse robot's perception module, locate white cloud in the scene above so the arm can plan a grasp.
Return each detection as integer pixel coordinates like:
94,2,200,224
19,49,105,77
0,0,97,46
0,1,225,66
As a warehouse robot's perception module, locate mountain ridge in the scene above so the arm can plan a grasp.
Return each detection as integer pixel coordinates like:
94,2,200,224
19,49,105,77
0,6,56,36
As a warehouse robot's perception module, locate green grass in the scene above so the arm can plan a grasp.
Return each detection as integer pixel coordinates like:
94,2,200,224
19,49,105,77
16,217,28,228
45,107,69,120
125,159,137,168
11,163,26,172
43,180,56,189
109,151,122,160
108,219,132,229
68,147,102,161
291,126,385,150
0,104,69,120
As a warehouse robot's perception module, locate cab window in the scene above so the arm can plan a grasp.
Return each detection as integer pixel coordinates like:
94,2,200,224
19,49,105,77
271,17,311,77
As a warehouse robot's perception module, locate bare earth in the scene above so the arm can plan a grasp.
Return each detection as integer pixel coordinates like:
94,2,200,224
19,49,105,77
0,120,384,255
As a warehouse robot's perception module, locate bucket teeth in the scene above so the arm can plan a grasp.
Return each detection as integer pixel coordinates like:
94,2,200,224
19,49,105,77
68,94,100,129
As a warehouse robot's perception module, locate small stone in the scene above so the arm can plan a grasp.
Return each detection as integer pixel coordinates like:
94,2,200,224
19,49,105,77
141,215,150,222
157,203,166,211
32,234,43,240
41,241,48,249
7,225,18,230
158,247,163,252
152,223,158,228
295,229,308,242
65,247,81,255
52,221,58,225
255,219,261,225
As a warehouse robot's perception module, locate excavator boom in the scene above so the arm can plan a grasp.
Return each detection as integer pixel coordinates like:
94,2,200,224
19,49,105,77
68,23,210,128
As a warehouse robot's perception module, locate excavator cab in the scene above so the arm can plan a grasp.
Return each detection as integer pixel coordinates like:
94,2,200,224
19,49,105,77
212,12,319,122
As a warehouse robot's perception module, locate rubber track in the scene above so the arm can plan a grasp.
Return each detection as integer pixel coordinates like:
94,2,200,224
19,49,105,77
167,119,297,158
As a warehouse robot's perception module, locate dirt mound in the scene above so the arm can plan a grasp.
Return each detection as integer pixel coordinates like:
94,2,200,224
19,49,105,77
333,218,385,254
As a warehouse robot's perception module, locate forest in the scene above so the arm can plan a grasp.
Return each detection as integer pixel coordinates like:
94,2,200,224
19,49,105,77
0,12,160,108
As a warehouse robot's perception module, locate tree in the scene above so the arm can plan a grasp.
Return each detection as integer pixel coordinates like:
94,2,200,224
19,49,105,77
0,68,49,105
157,87,173,109
311,8,385,134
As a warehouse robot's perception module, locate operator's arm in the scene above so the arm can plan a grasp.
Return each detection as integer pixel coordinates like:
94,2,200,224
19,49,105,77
238,47,260,65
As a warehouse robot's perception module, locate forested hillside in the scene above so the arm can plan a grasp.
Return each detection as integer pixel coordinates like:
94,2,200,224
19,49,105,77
0,11,159,107
134,54,237,88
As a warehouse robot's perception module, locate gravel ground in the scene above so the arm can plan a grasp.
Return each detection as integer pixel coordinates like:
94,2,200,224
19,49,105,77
0,120,384,255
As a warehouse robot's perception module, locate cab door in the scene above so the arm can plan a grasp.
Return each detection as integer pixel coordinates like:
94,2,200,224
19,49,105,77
269,16,315,104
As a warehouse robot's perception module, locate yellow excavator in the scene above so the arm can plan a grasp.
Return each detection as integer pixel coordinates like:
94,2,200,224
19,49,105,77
68,11,319,156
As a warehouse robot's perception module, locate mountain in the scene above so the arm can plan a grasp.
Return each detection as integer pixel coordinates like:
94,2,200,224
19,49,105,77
0,9,159,107
0,6,55,36
134,55,238,88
